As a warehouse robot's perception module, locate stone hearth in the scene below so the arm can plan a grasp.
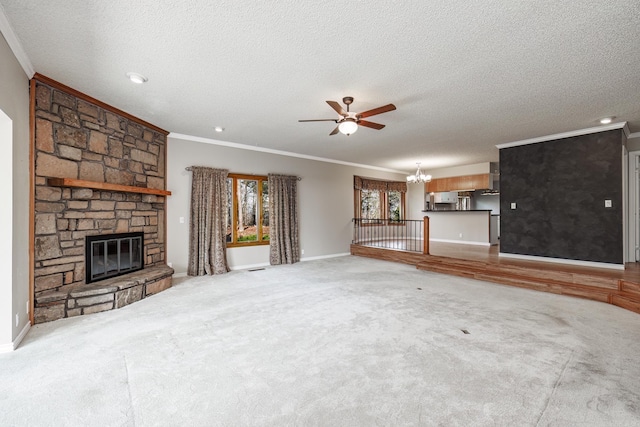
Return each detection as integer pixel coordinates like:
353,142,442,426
35,266,174,322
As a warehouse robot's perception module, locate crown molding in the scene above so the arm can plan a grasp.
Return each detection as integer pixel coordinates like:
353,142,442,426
169,132,407,174
0,4,34,78
496,122,629,149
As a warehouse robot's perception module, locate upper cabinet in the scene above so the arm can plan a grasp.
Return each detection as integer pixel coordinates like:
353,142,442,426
426,173,493,192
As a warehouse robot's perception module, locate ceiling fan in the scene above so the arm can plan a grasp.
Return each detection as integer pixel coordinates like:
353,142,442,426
299,96,396,136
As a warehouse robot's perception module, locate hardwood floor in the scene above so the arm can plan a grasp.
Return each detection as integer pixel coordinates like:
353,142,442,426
350,242,640,315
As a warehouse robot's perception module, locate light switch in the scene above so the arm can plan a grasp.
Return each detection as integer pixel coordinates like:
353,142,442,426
510,202,517,209
179,216,185,223
605,200,612,208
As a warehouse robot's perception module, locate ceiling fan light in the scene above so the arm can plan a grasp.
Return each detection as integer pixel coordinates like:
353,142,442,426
338,119,358,135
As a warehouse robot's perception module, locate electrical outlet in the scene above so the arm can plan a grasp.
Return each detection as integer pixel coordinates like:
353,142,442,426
179,216,185,223
26,300,29,315
15,314,19,327
605,200,612,208
510,202,517,209
301,249,305,255
459,233,463,238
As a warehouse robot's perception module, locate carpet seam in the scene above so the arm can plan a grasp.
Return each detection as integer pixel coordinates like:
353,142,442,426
535,350,574,426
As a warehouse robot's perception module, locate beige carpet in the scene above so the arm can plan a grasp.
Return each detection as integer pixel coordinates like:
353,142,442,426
1,256,640,426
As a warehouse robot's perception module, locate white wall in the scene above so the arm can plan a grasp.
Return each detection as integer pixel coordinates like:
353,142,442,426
425,162,492,179
407,182,428,220
166,136,416,273
0,33,30,351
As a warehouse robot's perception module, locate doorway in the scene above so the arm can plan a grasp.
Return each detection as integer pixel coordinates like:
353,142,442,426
628,151,640,262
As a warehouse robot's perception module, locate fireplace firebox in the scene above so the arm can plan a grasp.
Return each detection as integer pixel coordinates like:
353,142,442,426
85,232,144,284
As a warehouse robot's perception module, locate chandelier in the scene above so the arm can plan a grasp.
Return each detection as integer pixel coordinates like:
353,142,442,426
406,162,431,183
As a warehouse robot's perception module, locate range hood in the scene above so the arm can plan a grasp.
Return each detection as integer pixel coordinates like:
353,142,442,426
481,167,500,195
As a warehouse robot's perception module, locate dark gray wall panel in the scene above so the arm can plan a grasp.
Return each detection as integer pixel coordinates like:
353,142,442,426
500,129,623,264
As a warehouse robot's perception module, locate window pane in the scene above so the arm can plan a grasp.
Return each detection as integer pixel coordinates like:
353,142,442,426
361,190,381,223
262,181,270,240
237,179,258,242
388,191,401,221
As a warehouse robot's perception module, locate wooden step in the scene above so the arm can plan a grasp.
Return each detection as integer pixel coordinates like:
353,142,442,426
619,279,640,297
418,256,618,290
611,293,640,315
418,261,612,303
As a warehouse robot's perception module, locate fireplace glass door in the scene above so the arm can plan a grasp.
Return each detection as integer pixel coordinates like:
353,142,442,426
86,232,143,283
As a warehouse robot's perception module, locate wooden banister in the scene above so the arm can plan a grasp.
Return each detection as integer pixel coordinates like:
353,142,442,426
423,216,430,255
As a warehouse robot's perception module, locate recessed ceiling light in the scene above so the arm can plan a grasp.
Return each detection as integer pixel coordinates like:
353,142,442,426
214,126,224,132
126,72,148,84
600,117,613,124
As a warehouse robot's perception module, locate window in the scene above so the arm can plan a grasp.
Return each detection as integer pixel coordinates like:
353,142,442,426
355,186,405,224
226,174,269,246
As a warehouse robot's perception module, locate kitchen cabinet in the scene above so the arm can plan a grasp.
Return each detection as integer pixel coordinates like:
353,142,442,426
426,173,493,192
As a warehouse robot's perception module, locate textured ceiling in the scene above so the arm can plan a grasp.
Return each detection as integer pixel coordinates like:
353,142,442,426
1,0,639,173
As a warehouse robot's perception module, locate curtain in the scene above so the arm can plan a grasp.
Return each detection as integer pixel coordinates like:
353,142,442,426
187,166,230,276
268,174,300,265
354,176,407,193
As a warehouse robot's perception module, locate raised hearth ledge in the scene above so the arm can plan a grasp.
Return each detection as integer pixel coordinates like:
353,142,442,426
34,265,174,323
47,177,172,196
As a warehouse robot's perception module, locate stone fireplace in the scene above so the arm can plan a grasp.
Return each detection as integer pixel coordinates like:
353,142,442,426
32,74,173,323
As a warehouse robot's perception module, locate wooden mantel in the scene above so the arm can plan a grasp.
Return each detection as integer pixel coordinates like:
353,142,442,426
47,178,172,196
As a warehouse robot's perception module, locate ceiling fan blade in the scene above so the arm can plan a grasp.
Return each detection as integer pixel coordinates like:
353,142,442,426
329,125,340,135
326,100,348,116
358,120,385,130
357,103,396,119
298,119,338,122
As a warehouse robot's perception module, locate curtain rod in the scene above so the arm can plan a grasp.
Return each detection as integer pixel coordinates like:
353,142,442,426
185,167,302,180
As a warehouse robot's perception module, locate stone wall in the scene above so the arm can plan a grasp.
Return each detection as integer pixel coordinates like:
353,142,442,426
33,76,169,323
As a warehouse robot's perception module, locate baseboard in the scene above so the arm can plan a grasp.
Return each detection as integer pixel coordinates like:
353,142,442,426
301,252,351,262
172,272,188,278
430,239,490,247
499,252,625,270
0,322,31,353
229,253,351,270
230,262,271,271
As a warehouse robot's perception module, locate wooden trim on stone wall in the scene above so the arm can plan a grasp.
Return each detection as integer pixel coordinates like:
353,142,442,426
47,177,172,196
29,79,36,325
163,128,168,265
32,73,169,136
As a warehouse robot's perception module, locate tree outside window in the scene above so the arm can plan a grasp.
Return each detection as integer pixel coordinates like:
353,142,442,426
226,174,269,246
388,191,401,222
356,188,405,224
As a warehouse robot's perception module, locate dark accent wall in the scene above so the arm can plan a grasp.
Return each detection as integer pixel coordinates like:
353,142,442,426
500,129,624,264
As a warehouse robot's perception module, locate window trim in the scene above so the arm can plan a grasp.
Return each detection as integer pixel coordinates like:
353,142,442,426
227,173,269,248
